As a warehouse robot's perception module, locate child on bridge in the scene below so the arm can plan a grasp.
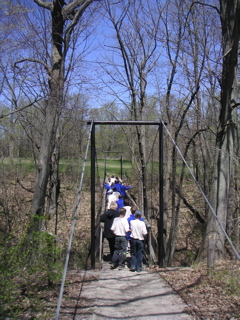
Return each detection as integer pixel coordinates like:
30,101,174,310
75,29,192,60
110,207,130,270
129,210,147,272
100,201,119,258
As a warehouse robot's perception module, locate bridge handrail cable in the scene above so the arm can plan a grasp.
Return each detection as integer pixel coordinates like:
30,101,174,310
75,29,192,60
55,121,94,320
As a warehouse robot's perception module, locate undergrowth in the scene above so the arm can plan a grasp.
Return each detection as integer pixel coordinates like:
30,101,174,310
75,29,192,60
0,229,62,319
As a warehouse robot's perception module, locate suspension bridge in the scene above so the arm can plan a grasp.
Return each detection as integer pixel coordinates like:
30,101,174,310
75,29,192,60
54,120,240,320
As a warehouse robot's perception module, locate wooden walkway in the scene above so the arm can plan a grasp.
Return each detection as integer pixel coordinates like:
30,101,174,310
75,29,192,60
58,240,194,320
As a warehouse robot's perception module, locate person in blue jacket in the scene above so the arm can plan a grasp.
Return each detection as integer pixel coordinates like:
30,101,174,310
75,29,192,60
113,178,122,194
116,195,124,211
104,181,112,195
120,183,131,198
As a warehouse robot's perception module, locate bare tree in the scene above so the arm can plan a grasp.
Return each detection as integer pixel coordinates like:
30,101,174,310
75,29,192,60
12,0,100,231
154,0,222,266
100,0,164,218
198,0,240,261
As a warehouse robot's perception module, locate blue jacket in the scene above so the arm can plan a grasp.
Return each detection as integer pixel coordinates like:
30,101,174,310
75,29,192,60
120,184,131,197
114,182,122,194
104,183,113,195
116,198,124,211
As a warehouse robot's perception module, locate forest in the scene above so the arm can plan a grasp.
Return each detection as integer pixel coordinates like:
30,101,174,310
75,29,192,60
0,0,240,319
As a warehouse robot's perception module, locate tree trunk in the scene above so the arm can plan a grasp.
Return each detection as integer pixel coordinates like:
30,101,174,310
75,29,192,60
31,1,64,229
46,132,61,220
166,143,177,265
197,0,240,261
31,85,62,225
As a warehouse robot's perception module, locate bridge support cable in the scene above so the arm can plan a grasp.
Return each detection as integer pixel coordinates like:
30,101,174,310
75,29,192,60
55,121,93,320
161,120,240,261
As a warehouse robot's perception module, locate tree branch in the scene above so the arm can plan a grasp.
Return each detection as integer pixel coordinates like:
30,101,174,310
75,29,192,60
62,0,92,18
34,0,53,11
0,98,42,119
190,1,220,15
62,0,94,56
232,102,240,109
14,58,51,75
176,188,206,224
17,178,34,193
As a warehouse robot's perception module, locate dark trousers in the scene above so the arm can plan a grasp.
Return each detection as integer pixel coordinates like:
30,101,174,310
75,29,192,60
107,237,115,257
130,238,144,271
112,236,127,267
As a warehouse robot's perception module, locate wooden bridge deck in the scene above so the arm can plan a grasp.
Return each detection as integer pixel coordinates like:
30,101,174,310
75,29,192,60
58,239,193,320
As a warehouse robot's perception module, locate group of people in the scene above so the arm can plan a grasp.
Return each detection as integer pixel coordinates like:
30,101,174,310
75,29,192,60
104,175,131,210
100,176,147,272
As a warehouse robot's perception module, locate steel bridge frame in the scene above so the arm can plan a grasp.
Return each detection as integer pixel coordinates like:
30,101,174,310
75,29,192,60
87,120,165,268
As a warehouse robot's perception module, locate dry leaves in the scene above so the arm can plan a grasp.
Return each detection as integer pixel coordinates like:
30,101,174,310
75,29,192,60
157,261,240,320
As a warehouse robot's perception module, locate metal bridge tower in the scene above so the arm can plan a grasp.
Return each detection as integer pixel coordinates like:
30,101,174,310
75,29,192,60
88,121,165,269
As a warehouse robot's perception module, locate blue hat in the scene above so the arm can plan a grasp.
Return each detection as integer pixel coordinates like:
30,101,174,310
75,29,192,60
135,210,142,215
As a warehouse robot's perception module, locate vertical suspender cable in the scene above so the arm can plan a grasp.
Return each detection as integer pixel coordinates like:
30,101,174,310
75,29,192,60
161,120,240,261
159,122,165,267
104,151,107,182
90,123,96,269
55,121,93,320
120,155,123,179
95,149,102,192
